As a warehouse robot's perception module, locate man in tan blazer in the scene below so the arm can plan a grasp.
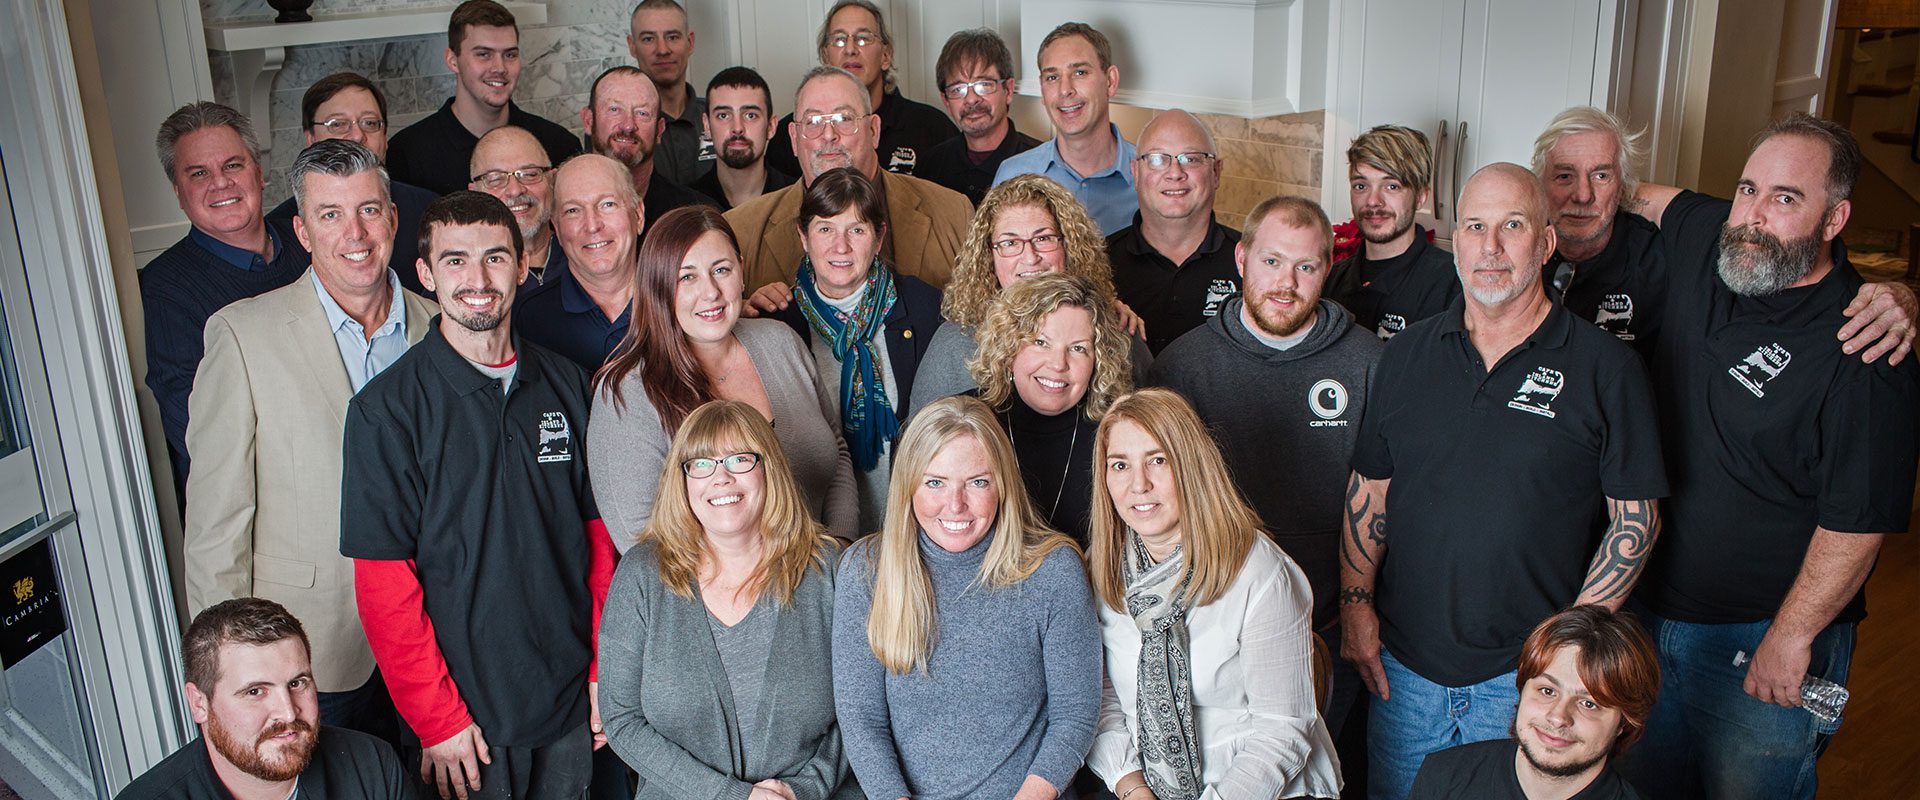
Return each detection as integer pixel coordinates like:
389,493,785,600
184,140,435,743
726,65,973,295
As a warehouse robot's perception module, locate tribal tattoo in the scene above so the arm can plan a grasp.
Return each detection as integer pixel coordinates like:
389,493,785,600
1578,498,1660,606
1339,587,1375,606
1342,474,1388,574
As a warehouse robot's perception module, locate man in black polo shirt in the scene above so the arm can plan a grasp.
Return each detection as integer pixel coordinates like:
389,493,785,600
917,29,1041,205
1341,163,1668,800
515,154,639,372
341,192,615,800
1109,109,1243,353
627,0,711,186
116,598,410,800
581,65,717,233
386,0,580,195
689,67,796,211
470,126,565,291
1327,124,1461,339
1613,114,1920,800
765,0,958,179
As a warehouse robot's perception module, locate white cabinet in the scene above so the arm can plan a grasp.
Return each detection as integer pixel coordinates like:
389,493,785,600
1327,0,1623,232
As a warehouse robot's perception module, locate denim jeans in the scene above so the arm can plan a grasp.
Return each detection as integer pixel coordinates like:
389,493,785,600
1617,611,1854,800
1366,647,1518,800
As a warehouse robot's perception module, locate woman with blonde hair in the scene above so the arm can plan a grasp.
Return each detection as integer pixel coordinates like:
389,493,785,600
1087,388,1342,800
599,400,859,799
832,395,1101,800
908,174,1148,417
966,272,1133,545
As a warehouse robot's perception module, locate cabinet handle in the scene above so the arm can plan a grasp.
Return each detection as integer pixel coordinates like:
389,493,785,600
1434,120,1448,220
1453,121,1468,224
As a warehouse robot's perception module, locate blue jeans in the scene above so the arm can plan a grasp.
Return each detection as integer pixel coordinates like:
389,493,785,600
1366,647,1518,800
1617,611,1854,800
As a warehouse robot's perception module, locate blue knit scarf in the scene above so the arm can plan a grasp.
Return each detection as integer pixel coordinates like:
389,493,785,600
794,256,900,471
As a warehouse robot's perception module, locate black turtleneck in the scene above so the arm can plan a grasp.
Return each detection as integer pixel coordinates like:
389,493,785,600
972,389,1099,546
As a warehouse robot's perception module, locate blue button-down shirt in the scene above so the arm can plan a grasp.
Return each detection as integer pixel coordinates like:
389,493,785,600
190,223,285,272
311,269,410,393
990,123,1138,235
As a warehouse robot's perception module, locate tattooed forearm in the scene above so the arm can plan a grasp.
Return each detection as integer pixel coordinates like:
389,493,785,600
1339,587,1375,605
1577,498,1660,609
1341,473,1390,576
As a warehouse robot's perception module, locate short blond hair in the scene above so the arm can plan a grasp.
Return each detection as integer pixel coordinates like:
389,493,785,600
1243,194,1333,264
943,175,1115,328
968,273,1133,422
1346,125,1433,193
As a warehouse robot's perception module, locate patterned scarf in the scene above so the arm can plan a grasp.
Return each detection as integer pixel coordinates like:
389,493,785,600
794,255,900,471
1125,532,1203,800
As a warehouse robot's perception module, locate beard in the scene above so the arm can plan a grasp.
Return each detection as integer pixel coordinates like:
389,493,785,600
1716,222,1821,297
1554,209,1613,249
446,289,507,332
592,128,651,169
207,712,316,783
718,136,761,169
1464,256,1540,306
1246,292,1317,338
954,101,997,136
502,191,549,241
1517,726,1609,779
1359,208,1414,245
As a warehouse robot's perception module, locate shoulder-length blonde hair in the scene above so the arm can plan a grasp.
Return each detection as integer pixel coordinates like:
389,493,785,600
942,174,1116,329
864,395,1079,674
642,400,833,606
967,272,1133,421
1088,388,1257,611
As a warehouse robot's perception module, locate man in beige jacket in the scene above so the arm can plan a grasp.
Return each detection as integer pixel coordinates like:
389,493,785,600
184,140,436,744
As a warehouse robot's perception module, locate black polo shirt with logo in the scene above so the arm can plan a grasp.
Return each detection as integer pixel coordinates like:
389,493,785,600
917,122,1043,205
1107,214,1244,354
1546,210,1666,360
1351,298,1668,686
1326,225,1462,340
340,320,597,747
1636,191,1920,626
766,89,960,178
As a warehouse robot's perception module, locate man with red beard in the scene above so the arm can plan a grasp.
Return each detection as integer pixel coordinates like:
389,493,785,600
1326,124,1461,340
581,66,716,233
117,598,409,799
687,66,795,211
917,29,1040,205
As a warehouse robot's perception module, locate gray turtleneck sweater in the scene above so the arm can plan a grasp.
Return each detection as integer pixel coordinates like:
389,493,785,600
831,531,1101,800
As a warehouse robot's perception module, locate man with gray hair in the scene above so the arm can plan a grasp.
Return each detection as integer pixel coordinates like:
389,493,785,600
184,139,437,745
142,101,313,499
1342,163,1668,800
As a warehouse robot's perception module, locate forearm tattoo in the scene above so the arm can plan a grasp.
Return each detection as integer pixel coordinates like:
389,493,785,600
1579,498,1659,604
1342,475,1388,573
1339,587,1375,606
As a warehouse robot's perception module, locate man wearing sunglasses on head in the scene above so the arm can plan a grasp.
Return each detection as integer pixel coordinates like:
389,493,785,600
917,29,1041,205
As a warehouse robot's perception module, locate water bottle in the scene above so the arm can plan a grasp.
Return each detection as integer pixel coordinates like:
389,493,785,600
1731,650,1849,723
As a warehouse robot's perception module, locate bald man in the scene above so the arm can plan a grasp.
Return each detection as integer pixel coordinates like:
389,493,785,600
1107,109,1241,353
470,125,562,289
1340,164,1668,799
581,65,715,234
514,154,642,371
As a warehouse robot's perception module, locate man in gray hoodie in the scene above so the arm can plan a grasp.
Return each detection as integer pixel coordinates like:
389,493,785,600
1149,193,1383,740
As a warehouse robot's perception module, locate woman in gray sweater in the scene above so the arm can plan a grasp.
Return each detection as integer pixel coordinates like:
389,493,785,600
831,395,1102,800
589,207,858,547
599,400,859,800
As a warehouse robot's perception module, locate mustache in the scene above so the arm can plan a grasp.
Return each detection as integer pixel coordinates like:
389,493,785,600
256,719,315,746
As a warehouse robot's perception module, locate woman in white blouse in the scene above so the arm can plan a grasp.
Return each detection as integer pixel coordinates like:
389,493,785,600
1087,388,1342,800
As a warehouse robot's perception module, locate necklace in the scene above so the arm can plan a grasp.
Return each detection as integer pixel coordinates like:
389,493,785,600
1005,407,1079,521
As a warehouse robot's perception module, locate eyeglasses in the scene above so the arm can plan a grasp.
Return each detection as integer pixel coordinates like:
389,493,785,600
1136,152,1217,171
941,79,1004,100
682,452,762,478
828,33,879,49
314,117,386,136
470,166,552,190
988,233,1065,256
797,112,866,140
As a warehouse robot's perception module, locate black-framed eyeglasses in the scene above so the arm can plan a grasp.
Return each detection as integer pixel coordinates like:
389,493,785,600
1136,152,1217,171
988,233,1065,256
941,79,1005,100
682,452,762,478
797,112,866,140
314,117,386,135
828,33,879,49
470,166,552,190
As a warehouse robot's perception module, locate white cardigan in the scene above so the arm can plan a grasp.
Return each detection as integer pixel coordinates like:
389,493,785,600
1090,535,1343,799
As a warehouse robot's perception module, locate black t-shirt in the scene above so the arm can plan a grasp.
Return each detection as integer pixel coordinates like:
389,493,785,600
688,165,796,211
269,180,441,299
1546,211,1666,360
1410,738,1642,800
114,727,413,800
1351,299,1669,685
340,321,598,747
514,266,632,372
1636,191,1920,625
1107,215,1245,354
917,123,1043,205
386,99,582,196
766,89,960,178
1326,226,1462,339
641,174,720,234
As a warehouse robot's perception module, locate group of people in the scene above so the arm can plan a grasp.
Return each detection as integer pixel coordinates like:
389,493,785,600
124,1,1919,799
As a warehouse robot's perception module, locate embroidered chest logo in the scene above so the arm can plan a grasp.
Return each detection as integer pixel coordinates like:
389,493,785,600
1202,279,1237,317
887,147,918,174
1507,367,1565,419
1729,343,1792,398
1595,294,1634,340
695,131,717,163
1308,379,1350,427
536,411,574,463
1376,313,1408,340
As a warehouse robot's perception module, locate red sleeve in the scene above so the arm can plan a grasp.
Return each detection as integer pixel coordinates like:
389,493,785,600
586,518,617,682
354,559,473,747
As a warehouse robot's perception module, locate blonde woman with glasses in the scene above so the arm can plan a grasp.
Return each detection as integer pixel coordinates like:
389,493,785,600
832,395,1101,800
1088,389,1342,800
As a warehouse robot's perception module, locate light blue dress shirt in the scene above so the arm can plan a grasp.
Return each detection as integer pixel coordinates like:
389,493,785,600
990,122,1138,235
311,269,409,393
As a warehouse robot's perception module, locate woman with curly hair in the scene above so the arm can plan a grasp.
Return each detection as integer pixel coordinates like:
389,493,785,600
906,174,1149,418
965,272,1133,545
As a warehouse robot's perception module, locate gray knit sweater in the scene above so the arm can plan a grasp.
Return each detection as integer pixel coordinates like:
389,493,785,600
831,531,1102,800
